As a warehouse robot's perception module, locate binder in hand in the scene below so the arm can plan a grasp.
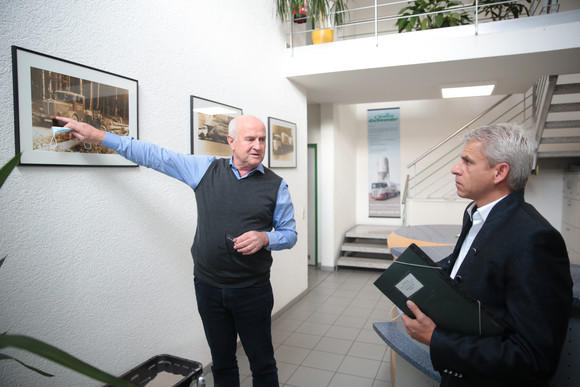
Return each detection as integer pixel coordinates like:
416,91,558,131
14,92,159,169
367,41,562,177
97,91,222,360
374,243,508,336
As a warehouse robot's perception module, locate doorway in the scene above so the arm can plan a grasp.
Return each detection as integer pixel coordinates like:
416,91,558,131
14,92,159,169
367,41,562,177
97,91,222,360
307,144,318,266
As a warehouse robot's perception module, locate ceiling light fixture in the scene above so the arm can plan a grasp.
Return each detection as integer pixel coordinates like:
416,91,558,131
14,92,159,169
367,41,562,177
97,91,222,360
441,84,495,98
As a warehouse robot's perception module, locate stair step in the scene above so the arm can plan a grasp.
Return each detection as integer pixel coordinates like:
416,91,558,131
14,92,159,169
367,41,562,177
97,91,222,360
541,136,580,144
549,103,580,113
554,83,580,95
538,151,580,158
545,120,580,129
337,256,393,270
344,225,396,240
341,242,390,254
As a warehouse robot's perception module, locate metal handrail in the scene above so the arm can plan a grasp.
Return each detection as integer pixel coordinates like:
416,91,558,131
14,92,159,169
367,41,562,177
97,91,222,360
406,94,513,169
404,90,536,206
284,0,545,49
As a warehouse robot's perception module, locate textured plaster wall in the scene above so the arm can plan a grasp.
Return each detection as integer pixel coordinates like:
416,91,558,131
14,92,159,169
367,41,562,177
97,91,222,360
0,1,308,385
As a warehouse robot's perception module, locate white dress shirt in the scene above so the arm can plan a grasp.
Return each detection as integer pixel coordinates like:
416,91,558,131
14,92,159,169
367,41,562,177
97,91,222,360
450,196,506,279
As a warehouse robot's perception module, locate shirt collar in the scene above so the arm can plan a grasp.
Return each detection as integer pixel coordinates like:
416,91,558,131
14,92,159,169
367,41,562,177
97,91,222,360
228,156,265,179
469,195,507,222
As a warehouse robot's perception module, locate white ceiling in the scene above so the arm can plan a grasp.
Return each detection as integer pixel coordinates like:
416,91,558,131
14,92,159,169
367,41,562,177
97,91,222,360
284,10,580,105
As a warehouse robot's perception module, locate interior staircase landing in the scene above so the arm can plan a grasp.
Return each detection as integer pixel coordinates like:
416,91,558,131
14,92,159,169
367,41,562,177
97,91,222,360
337,225,397,270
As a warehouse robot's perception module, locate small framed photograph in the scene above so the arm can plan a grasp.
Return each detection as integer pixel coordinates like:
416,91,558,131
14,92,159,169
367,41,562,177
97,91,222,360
190,96,242,156
12,46,139,166
268,117,296,168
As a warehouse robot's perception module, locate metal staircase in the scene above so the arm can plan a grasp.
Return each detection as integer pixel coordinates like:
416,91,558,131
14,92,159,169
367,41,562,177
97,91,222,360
534,74,580,168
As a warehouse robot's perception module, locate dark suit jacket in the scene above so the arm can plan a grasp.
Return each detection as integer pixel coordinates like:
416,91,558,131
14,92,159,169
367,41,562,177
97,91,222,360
430,189,573,387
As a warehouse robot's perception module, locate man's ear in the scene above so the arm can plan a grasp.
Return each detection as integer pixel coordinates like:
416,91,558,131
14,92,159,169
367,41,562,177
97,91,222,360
493,162,510,184
227,135,235,150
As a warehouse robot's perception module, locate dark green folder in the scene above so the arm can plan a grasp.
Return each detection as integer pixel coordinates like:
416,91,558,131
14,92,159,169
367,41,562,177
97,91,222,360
374,243,508,336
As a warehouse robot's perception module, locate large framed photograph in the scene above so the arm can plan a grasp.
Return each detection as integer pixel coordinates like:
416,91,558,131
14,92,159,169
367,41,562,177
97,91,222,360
12,46,138,166
190,96,242,157
268,117,296,168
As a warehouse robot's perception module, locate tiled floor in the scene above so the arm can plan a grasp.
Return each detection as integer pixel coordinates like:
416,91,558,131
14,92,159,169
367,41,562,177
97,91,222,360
202,266,395,387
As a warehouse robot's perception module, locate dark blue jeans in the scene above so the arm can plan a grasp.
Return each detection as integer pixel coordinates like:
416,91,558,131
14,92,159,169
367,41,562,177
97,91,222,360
194,277,278,387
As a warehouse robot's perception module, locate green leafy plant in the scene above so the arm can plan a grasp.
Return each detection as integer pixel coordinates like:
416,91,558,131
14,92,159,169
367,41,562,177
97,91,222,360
0,153,133,387
396,0,473,33
276,0,349,29
476,0,531,21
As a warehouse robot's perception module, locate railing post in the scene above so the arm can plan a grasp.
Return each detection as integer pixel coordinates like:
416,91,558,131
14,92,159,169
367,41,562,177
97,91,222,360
290,19,294,57
375,0,378,47
475,0,479,35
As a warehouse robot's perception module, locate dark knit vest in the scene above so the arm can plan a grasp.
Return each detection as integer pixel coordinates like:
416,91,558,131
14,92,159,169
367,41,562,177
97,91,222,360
191,158,282,288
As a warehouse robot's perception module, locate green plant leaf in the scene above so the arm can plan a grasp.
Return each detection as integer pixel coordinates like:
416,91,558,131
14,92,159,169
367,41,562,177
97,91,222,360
0,353,54,377
0,333,134,387
0,153,21,191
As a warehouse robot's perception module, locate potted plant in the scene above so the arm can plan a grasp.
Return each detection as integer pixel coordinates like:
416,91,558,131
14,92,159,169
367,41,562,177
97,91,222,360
396,0,473,33
0,153,133,387
276,0,349,44
476,0,531,21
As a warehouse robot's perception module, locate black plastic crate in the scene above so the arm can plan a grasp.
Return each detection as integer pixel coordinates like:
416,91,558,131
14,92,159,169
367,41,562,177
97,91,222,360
105,354,203,387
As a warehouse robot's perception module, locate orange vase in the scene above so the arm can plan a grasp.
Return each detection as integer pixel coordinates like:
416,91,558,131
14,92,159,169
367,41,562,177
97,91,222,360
312,28,334,44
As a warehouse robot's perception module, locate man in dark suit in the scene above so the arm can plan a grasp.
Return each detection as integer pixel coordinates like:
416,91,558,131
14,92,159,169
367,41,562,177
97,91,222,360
402,123,573,387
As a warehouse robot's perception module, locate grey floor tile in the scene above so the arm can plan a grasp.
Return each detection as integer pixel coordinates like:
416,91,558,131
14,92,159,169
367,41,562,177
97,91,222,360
306,311,341,325
356,328,384,344
277,361,299,383
316,302,348,315
272,328,293,346
347,341,387,361
282,307,313,321
375,360,391,382
302,350,345,372
348,298,378,309
272,318,303,332
341,306,373,319
328,373,375,387
284,331,323,350
334,314,368,329
338,355,381,379
314,336,354,355
286,365,334,387
274,344,311,365
324,295,353,307
325,325,361,341
295,320,332,336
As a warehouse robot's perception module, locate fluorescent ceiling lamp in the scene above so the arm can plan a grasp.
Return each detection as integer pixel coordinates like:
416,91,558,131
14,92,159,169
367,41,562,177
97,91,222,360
441,84,495,98
192,106,239,115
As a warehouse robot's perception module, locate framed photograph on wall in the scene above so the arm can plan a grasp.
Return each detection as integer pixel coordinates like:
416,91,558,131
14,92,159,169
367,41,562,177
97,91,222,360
12,46,139,166
268,117,296,168
190,96,242,157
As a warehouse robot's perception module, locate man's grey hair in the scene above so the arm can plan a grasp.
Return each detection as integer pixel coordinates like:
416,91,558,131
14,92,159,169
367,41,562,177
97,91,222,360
463,123,535,191
228,117,238,141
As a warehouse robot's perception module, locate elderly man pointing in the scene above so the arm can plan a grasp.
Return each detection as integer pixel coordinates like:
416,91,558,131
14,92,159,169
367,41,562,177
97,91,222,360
60,114,297,387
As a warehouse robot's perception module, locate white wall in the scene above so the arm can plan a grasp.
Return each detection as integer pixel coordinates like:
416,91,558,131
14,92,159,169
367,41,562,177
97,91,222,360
355,96,565,229
0,1,308,385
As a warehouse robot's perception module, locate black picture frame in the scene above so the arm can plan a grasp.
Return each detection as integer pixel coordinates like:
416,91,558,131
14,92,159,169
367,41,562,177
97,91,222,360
12,46,139,166
268,117,297,168
190,95,242,156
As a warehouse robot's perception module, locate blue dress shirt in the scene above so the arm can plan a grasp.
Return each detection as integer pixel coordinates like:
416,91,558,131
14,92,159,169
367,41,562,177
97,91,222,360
102,132,297,250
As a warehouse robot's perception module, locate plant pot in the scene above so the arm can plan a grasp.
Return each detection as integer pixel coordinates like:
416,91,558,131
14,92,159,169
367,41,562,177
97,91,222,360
311,28,334,44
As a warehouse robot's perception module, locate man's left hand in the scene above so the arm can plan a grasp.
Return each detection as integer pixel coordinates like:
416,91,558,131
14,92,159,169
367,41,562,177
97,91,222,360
401,300,436,346
233,231,269,255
